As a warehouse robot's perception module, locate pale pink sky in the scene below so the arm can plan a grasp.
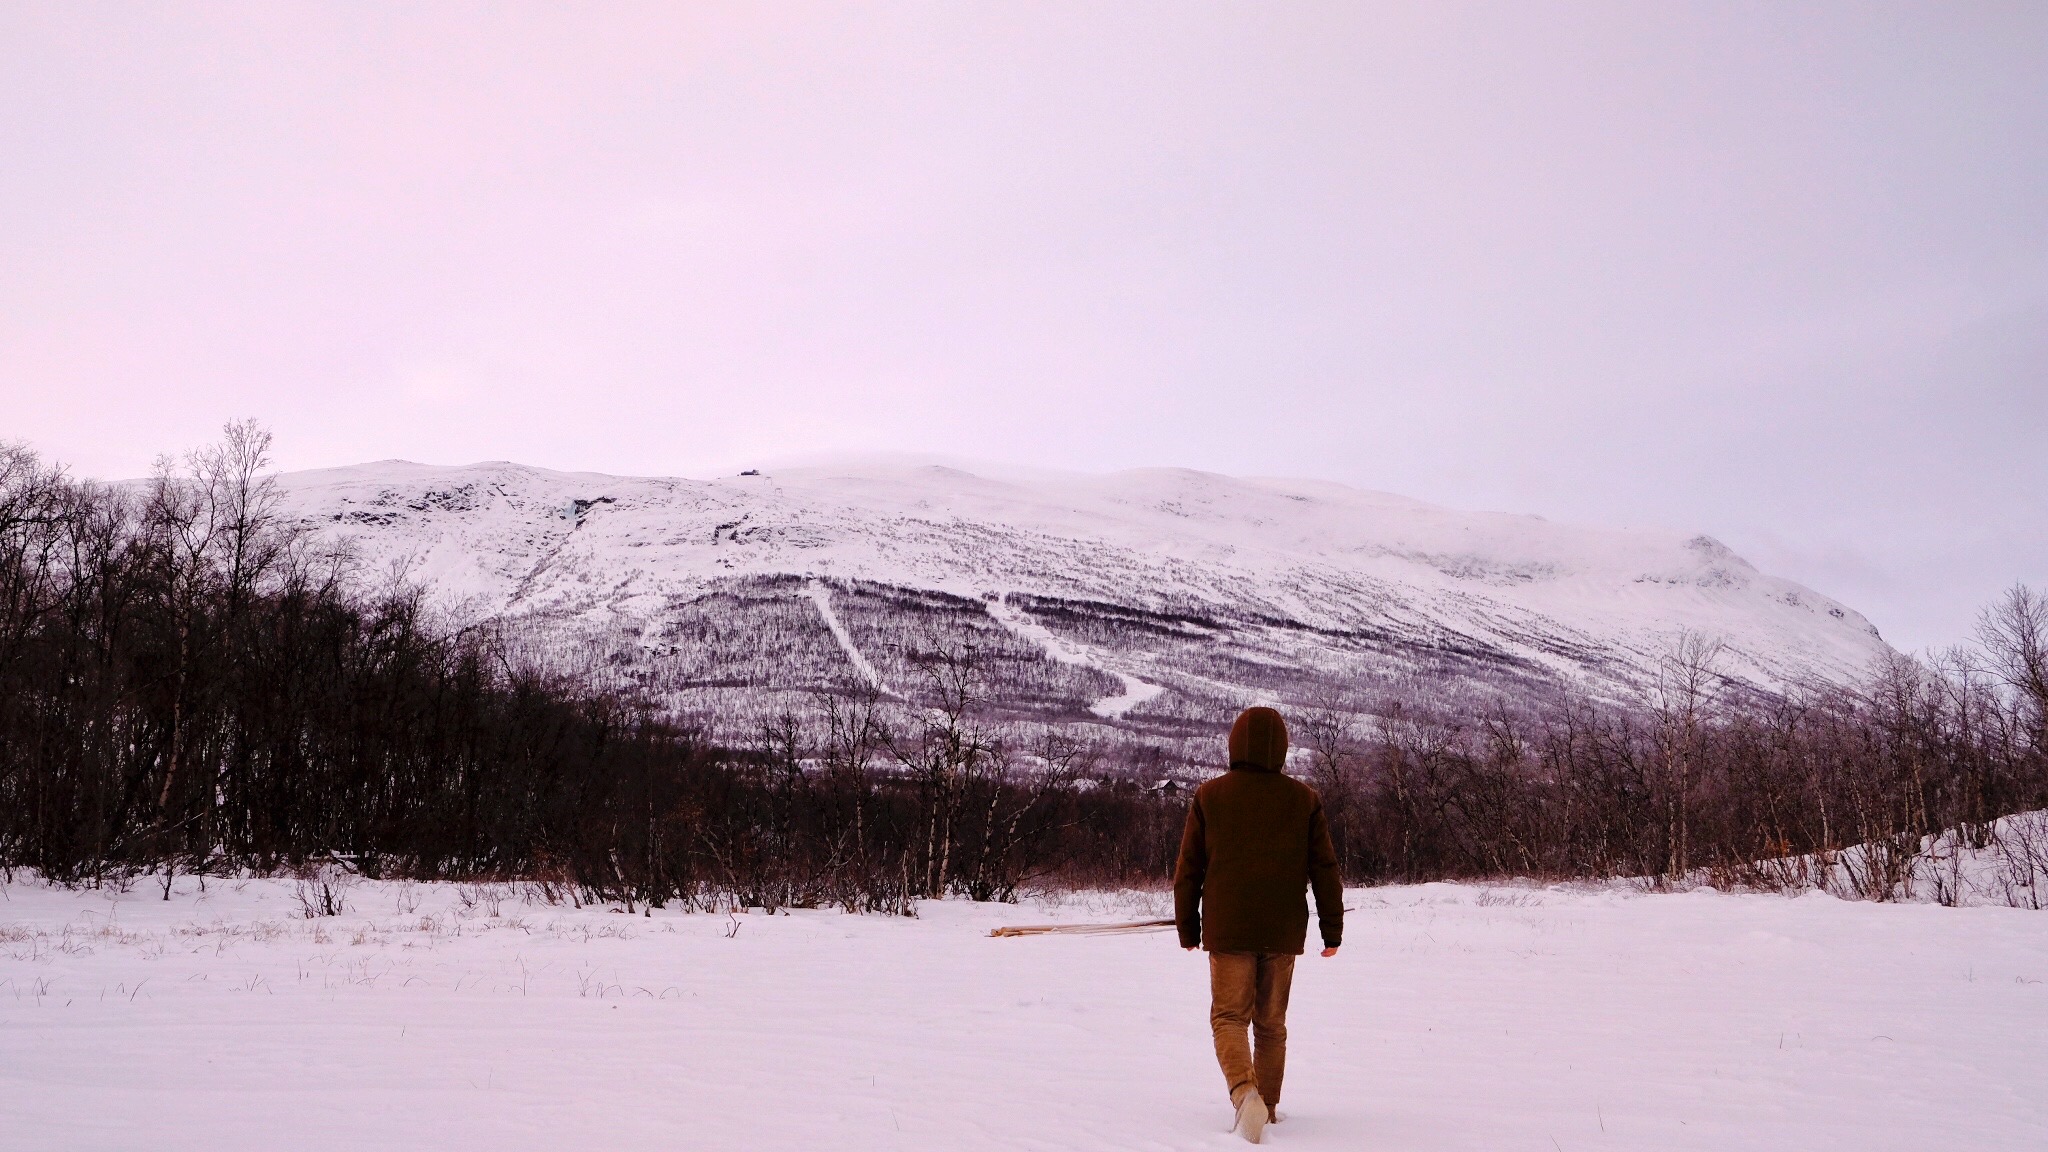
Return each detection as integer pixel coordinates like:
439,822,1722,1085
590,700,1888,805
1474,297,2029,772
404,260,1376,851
2,2,2043,650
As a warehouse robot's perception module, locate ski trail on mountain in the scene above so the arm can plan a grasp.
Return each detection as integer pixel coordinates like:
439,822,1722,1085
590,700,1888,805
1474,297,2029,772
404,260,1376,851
806,580,889,694
984,595,1165,719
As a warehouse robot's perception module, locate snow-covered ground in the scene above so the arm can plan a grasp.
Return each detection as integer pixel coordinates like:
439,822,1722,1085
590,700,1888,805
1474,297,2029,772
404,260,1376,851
4,877,2042,1151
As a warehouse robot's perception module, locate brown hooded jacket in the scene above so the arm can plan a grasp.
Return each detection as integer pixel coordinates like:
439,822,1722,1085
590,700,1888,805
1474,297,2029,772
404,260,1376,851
1173,707,1344,954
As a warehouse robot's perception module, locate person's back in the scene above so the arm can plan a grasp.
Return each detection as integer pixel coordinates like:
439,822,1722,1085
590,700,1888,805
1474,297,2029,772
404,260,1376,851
1173,707,1342,1144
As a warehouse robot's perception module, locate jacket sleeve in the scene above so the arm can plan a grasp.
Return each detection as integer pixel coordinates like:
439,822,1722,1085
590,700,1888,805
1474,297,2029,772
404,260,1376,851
1172,793,1207,949
1307,796,1343,949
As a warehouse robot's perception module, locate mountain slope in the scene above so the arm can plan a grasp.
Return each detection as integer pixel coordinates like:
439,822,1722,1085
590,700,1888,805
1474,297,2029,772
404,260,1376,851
275,459,1889,735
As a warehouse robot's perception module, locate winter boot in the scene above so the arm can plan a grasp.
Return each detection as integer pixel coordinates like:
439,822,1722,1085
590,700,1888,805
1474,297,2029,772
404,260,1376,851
1232,1088,1269,1144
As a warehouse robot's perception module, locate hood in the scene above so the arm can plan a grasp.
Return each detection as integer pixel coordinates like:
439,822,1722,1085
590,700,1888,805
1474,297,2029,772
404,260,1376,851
1227,706,1288,772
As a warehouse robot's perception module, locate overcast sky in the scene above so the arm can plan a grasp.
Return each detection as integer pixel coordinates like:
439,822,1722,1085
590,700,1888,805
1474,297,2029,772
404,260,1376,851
3,2,2042,651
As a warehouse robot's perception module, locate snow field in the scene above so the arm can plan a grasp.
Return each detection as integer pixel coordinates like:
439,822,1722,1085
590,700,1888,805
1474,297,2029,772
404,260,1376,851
2,877,2043,1151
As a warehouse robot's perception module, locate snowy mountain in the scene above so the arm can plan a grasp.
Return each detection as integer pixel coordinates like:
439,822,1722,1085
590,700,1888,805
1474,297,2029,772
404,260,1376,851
275,459,1890,737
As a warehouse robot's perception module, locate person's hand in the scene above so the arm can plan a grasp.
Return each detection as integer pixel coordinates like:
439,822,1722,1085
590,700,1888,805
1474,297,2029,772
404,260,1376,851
1320,947,1339,958
1185,946,1197,952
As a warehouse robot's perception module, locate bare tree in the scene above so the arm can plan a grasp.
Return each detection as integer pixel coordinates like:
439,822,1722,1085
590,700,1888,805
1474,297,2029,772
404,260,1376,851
1978,584,2048,748
193,419,286,609
885,636,999,897
1295,686,1363,866
817,682,892,909
1652,630,1724,878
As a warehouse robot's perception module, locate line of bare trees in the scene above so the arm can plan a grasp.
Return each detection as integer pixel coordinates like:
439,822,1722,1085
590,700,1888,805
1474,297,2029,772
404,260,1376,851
1298,594,2048,899
4,426,2043,908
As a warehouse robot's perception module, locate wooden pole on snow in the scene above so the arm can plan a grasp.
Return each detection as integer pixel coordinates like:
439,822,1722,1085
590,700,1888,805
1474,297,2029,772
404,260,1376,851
988,918,1175,938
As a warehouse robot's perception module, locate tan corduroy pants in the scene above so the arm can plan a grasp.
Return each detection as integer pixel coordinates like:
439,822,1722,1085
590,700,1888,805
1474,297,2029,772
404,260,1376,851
1208,951,1296,1110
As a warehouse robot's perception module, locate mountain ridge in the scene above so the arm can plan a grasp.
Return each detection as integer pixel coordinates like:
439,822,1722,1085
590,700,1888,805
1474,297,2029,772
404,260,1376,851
272,457,1890,738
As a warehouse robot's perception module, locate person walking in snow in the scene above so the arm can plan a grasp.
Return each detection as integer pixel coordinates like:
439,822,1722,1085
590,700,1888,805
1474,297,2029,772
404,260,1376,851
1174,706,1344,1144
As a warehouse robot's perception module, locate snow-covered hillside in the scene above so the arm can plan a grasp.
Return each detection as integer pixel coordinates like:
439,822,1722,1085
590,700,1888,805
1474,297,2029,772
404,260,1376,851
274,459,1889,732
